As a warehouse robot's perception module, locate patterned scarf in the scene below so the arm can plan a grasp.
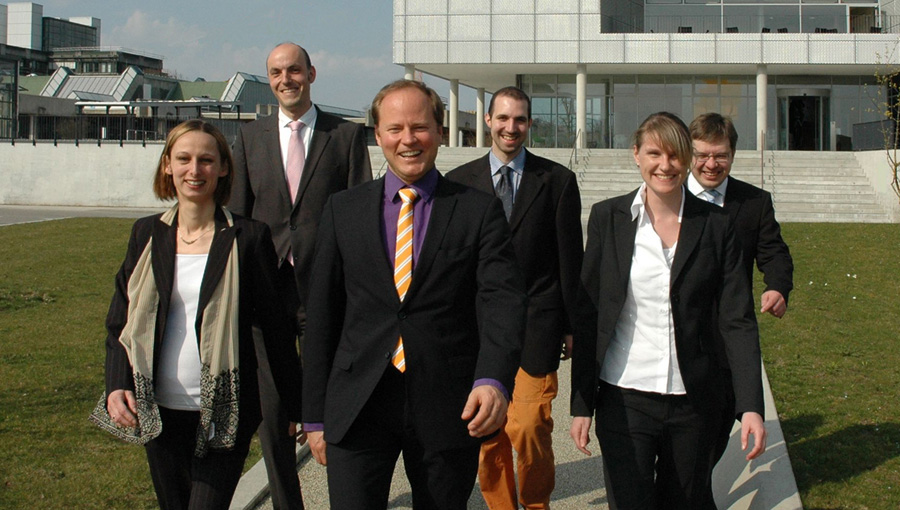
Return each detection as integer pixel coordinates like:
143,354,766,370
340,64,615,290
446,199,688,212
90,204,241,457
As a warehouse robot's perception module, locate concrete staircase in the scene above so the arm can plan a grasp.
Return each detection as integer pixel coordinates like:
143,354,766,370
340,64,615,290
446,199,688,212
367,147,896,223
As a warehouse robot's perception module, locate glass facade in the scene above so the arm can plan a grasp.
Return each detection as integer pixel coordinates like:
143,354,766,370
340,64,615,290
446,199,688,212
42,18,98,50
520,72,882,150
641,0,879,34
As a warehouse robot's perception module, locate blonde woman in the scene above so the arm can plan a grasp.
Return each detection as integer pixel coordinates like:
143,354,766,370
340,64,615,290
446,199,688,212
570,112,767,509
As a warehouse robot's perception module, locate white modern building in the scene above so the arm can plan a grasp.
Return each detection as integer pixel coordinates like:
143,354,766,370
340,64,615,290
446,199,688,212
394,0,900,151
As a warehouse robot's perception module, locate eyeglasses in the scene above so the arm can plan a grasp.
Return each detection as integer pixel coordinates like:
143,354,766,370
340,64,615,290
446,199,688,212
693,153,731,165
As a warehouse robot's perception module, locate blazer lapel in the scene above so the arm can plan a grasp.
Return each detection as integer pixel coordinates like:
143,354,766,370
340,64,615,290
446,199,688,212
613,194,638,291
671,191,706,283
261,115,293,207
469,154,495,195
296,106,330,209
197,210,237,315
508,151,545,232
404,176,457,303
361,180,400,302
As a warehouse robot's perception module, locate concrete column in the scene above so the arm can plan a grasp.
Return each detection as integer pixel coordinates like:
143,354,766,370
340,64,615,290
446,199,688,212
449,79,459,147
476,88,485,148
576,64,587,149
404,64,416,81
756,64,767,151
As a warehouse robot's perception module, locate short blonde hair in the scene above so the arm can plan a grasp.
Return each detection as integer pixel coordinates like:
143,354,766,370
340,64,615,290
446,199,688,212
153,120,234,205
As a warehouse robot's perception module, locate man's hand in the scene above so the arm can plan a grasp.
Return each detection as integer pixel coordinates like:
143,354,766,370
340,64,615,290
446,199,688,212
760,290,787,318
461,385,508,437
107,389,138,428
741,412,767,461
560,334,574,360
570,416,593,456
308,431,327,465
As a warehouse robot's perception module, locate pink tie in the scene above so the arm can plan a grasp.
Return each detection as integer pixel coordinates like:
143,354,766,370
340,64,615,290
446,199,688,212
286,120,305,203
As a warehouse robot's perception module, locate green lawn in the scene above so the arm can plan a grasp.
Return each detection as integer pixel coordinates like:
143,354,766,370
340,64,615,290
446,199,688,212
760,223,900,510
0,219,897,509
0,218,260,509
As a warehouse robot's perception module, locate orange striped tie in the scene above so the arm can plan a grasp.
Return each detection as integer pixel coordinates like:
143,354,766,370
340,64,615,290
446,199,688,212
392,188,418,372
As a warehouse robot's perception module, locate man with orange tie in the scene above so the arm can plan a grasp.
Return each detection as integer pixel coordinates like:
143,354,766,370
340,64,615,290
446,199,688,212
229,42,371,509
302,79,527,510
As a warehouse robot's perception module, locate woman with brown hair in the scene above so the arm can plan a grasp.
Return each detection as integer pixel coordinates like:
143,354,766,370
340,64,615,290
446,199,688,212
90,120,301,509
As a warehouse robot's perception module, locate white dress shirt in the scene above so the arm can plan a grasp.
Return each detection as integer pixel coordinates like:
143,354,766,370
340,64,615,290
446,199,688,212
687,173,728,207
599,183,687,395
278,105,318,173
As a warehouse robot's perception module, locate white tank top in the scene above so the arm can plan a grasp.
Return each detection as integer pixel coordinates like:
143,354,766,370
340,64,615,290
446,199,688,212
156,254,208,410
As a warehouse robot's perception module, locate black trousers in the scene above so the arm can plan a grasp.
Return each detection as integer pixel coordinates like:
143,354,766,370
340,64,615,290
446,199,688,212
595,382,721,510
256,262,305,510
326,367,481,510
144,407,250,510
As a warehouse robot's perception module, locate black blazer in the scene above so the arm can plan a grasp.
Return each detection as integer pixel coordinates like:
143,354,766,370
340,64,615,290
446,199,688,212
571,188,764,420
447,150,584,375
302,174,527,452
229,108,372,305
725,177,793,302
104,209,302,444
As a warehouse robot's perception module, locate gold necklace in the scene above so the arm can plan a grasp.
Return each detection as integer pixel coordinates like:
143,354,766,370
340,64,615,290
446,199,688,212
178,224,214,245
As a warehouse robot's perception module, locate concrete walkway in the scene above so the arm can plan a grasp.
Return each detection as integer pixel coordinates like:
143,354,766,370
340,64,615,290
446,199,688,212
234,361,803,510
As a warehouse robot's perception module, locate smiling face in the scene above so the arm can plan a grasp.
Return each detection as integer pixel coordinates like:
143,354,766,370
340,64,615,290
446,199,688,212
691,137,734,189
165,131,228,205
267,43,316,119
375,86,443,185
487,95,532,163
634,135,688,199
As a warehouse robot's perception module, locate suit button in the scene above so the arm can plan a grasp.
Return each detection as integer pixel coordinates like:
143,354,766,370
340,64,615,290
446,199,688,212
290,224,297,231
398,312,407,320
384,351,391,359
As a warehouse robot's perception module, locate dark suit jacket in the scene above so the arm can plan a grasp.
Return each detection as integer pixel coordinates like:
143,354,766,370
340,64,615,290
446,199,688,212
302,174,527,452
571,189,764,420
447,150,584,375
229,107,372,306
104,209,303,444
725,177,793,302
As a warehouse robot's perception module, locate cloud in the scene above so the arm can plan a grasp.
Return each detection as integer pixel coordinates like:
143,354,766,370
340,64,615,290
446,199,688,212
307,50,400,110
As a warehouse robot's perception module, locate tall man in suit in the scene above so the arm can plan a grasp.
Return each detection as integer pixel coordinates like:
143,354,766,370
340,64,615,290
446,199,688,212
447,86,584,510
229,42,372,509
687,112,793,462
302,80,527,510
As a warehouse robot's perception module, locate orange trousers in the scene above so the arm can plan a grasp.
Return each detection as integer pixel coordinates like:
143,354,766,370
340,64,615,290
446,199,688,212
479,368,558,510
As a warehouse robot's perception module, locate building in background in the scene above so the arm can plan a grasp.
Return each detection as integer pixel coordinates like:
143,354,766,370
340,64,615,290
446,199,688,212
395,1,900,151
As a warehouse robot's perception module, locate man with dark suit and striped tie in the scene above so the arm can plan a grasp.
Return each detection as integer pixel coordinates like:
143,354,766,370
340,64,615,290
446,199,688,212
302,80,527,510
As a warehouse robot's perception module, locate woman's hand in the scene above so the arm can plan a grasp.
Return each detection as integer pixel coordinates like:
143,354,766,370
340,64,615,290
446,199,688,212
107,389,138,428
570,416,593,456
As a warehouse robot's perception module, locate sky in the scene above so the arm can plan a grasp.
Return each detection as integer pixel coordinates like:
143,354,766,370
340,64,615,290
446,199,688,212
33,0,469,112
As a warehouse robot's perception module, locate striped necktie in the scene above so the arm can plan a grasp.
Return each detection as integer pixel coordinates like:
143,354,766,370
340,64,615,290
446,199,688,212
392,187,418,372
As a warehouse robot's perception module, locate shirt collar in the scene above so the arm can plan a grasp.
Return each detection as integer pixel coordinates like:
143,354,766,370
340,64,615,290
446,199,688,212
631,183,685,224
278,103,317,129
489,148,526,177
384,167,438,204
687,172,728,197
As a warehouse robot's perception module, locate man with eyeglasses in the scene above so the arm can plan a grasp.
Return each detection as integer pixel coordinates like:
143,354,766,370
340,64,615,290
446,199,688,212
687,112,793,465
